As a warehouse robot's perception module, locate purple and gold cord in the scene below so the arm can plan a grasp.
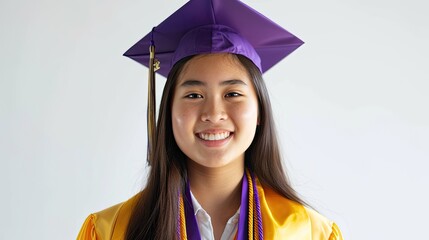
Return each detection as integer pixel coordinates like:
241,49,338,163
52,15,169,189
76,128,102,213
178,169,263,240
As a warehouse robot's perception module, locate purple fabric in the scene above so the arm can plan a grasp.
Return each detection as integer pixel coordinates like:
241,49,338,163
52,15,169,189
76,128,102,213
124,0,303,78
172,24,262,73
237,172,249,239
184,182,202,240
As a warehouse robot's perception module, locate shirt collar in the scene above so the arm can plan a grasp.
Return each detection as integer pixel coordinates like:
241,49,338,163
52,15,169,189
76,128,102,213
189,190,204,216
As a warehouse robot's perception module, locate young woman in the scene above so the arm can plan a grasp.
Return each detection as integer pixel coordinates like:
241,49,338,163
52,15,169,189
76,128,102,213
78,1,343,239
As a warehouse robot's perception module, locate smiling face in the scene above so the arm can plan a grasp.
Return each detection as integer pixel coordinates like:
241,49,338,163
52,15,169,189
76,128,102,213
171,53,259,169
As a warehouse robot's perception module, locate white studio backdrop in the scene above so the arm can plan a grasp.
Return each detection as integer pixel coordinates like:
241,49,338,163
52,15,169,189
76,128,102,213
1,0,428,239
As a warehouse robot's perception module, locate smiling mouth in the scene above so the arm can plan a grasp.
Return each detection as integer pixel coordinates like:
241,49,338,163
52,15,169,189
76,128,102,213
198,132,231,141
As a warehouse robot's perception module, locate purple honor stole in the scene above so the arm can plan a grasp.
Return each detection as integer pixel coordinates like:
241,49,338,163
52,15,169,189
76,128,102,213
178,169,263,240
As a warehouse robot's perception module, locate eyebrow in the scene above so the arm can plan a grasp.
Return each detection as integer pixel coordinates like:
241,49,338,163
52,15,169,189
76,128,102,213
179,79,248,87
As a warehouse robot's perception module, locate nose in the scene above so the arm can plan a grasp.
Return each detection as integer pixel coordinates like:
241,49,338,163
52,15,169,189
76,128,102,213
200,97,227,123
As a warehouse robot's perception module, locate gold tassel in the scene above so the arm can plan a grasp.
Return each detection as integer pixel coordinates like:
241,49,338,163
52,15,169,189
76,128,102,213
147,43,159,165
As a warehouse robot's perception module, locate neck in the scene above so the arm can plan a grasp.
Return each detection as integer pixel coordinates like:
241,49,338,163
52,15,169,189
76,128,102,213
187,160,244,219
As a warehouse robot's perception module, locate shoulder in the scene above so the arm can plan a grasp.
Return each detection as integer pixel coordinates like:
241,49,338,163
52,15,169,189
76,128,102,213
257,183,343,240
304,206,343,240
77,193,142,240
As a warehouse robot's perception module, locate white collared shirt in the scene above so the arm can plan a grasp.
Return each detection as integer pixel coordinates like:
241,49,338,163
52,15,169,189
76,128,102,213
190,192,240,240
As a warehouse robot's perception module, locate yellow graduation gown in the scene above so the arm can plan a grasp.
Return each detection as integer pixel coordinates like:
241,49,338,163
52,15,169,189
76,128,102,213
77,182,343,240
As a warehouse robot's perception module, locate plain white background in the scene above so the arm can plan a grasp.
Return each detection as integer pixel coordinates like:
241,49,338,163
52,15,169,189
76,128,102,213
1,0,428,239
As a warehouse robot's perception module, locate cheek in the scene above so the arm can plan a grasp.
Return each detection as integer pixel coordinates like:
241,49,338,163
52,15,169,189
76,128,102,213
172,101,194,133
172,103,183,133
233,100,259,124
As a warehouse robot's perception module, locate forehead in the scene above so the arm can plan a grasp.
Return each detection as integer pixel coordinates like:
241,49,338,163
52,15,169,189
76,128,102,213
177,53,250,84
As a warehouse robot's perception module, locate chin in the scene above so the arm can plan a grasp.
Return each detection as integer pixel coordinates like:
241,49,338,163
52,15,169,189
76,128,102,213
188,156,243,169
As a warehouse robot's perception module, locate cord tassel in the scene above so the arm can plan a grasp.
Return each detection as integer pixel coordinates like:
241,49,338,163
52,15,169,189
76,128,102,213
147,28,159,165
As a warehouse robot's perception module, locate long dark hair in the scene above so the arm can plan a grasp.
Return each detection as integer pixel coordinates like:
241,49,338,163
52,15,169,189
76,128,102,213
126,54,305,240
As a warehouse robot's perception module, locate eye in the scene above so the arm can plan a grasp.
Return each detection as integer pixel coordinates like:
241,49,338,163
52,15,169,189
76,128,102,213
185,93,203,99
225,92,242,98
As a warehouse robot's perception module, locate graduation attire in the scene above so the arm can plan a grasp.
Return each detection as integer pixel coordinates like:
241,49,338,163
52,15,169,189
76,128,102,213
78,0,344,239
78,179,342,240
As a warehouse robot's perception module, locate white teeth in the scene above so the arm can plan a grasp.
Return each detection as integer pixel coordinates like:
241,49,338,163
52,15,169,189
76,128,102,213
199,132,230,141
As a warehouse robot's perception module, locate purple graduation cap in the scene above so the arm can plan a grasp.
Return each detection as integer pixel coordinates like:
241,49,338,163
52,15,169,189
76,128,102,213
123,0,304,77
123,0,303,165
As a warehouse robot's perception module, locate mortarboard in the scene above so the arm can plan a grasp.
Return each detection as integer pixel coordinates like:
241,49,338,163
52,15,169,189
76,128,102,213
124,0,303,77
123,0,303,164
